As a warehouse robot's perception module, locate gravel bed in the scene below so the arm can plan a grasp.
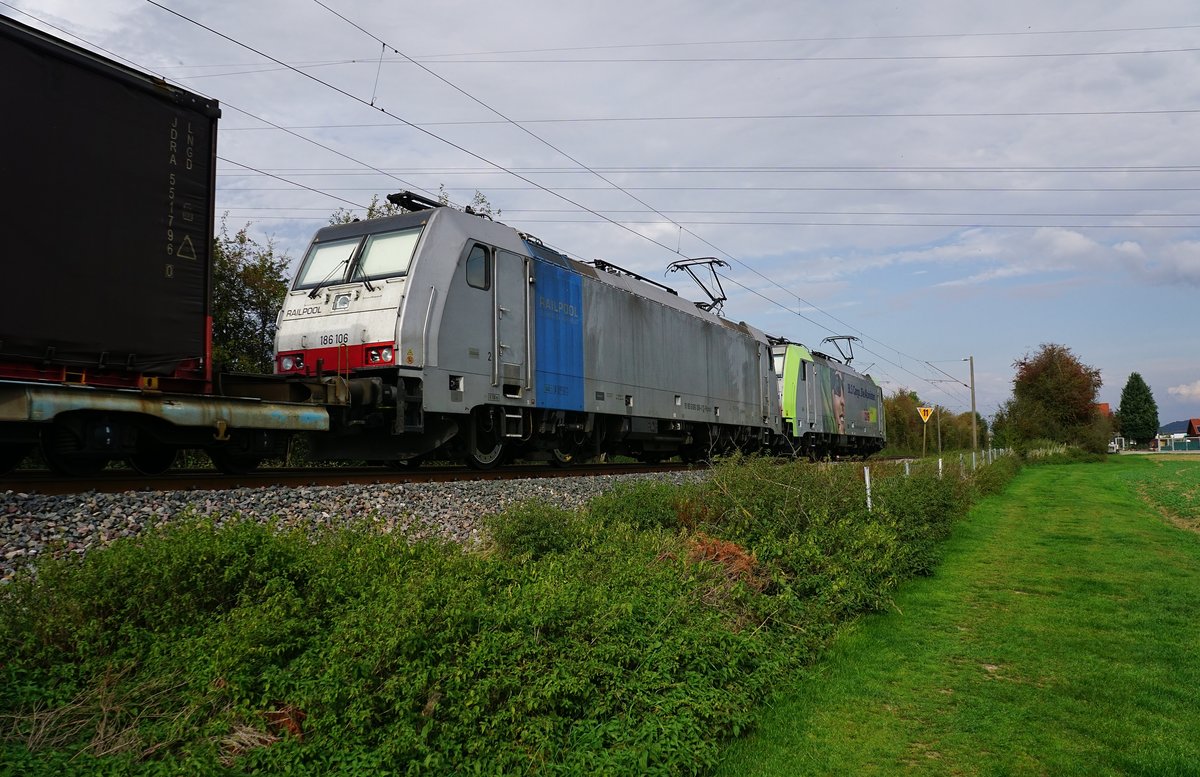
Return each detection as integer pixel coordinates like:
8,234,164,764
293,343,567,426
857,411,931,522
0,471,707,584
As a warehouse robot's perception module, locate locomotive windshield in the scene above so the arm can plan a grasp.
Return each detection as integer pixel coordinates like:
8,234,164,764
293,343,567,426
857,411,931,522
293,226,423,290
293,237,359,290
352,229,421,282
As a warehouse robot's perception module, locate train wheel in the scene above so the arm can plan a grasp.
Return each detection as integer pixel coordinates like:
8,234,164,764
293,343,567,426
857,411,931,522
549,448,576,467
128,439,177,476
209,448,262,476
41,428,107,477
1,444,31,475
464,409,507,470
465,439,506,470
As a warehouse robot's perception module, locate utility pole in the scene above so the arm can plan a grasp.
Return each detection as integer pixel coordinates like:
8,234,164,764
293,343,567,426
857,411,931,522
967,355,978,452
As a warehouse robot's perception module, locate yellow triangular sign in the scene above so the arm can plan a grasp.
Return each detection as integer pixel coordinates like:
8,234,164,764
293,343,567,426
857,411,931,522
918,406,933,423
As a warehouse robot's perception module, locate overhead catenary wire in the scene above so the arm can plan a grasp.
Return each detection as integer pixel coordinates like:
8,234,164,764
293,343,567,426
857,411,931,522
217,206,1200,217
144,0,683,257
300,0,1040,379
217,106,1200,129
157,45,1200,79
219,214,1200,229
140,22,1200,68
28,4,1190,407
302,0,904,375
241,1,971,401
212,164,1200,174
308,0,701,264
212,1,1196,383
218,185,1200,193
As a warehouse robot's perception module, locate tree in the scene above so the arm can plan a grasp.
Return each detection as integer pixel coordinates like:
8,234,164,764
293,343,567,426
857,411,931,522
882,389,988,455
328,193,407,225
438,185,501,218
1117,372,1159,444
883,389,922,454
211,219,290,373
993,343,1110,452
328,188,502,226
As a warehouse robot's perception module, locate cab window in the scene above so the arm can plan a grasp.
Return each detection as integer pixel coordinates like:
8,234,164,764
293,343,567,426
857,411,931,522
293,237,359,290
466,244,491,290
352,227,422,282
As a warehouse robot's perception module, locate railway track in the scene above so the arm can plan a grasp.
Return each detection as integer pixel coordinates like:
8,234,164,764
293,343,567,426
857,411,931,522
1,461,698,496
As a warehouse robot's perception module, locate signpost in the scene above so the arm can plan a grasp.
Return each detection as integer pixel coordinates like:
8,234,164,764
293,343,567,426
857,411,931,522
918,406,933,457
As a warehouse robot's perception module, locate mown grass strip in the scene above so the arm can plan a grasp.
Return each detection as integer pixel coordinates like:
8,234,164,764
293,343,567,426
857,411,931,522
716,456,1200,776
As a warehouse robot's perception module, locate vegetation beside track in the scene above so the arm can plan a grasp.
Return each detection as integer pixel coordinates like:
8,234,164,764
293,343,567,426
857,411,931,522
715,454,1200,776
1,455,1016,775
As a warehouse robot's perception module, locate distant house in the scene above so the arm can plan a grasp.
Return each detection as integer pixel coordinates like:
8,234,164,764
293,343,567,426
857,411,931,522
1188,419,1200,437
1096,403,1112,418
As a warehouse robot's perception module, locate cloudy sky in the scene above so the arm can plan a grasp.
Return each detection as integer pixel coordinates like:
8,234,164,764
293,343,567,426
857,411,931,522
8,0,1200,428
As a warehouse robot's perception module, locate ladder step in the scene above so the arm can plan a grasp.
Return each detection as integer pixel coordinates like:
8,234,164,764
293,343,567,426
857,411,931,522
503,408,524,438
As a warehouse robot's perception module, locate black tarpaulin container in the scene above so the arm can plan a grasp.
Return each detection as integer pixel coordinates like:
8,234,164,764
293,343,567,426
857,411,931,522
0,15,219,377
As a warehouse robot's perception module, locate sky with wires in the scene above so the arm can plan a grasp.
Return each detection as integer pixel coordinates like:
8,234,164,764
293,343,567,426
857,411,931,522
7,0,1200,428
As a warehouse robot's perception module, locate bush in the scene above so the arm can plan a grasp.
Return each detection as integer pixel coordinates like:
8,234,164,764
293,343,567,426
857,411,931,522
587,480,687,531
1,456,1013,775
484,499,584,558
971,454,1022,496
1018,442,1107,465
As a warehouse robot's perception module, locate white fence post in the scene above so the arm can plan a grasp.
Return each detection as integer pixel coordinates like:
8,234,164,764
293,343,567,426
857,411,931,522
864,466,872,512
972,452,978,471
904,460,911,477
938,457,943,479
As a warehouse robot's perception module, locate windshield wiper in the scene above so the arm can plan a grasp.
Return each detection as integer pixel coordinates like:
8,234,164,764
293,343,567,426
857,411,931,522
307,258,350,299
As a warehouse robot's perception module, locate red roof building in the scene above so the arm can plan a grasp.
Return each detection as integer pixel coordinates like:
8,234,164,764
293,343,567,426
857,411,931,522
1188,419,1200,437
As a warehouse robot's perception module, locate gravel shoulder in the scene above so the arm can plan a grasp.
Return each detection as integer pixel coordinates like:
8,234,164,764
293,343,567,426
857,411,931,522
2,471,705,583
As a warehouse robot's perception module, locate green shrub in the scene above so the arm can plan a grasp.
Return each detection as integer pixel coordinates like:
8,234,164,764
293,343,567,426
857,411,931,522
484,499,585,559
972,454,1022,495
0,455,1012,775
587,480,687,531
1020,443,1106,465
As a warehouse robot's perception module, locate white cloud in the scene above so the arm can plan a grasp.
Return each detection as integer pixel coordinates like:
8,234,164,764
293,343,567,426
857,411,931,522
1168,381,1200,400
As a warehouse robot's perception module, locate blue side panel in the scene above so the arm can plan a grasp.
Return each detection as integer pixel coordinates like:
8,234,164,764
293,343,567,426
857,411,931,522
533,260,584,411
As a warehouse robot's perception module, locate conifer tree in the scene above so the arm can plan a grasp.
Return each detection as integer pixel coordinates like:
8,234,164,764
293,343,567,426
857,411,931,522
1117,372,1160,444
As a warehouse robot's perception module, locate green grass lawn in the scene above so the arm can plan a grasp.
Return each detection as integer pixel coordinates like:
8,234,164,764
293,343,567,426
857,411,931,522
716,456,1200,777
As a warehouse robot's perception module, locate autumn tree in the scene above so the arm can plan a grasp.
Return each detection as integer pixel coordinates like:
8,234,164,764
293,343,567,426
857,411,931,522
211,219,289,373
883,390,987,455
882,389,922,454
991,343,1110,452
437,185,501,218
328,189,502,226
328,193,407,225
1117,372,1160,445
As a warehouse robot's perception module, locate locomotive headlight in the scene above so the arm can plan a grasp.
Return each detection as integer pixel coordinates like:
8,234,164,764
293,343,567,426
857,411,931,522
368,349,381,363
281,355,295,371
381,347,393,363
